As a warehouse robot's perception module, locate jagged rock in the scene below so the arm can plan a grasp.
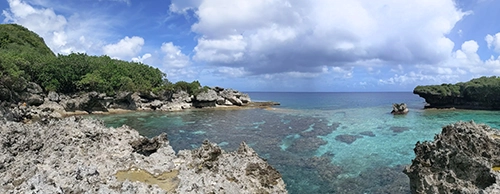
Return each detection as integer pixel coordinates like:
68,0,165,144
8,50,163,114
391,103,409,115
404,121,500,193
216,97,225,105
130,133,168,156
240,94,251,103
47,91,60,102
172,91,192,103
195,90,218,102
26,94,44,106
26,82,43,94
193,90,218,108
0,117,288,194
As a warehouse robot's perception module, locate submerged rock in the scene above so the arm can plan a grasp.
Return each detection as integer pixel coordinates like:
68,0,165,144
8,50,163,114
0,117,287,193
404,121,500,193
335,134,363,144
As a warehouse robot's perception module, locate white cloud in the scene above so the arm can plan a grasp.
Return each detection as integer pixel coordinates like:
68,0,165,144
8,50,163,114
161,42,190,69
2,0,113,55
103,36,144,60
132,53,152,63
193,35,246,63
173,0,468,76
485,33,500,53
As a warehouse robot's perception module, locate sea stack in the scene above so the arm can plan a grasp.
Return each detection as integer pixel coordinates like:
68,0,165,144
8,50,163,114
391,103,409,115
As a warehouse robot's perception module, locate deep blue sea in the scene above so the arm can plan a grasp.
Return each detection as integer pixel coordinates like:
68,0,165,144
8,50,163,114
89,92,500,193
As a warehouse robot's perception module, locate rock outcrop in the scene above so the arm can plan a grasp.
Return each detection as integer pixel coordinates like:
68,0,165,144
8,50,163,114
0,83,278,122
391,103,409,115
0,117,287,193
404,121,500,193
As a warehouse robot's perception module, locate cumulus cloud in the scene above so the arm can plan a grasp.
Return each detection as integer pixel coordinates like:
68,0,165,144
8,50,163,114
170,0,467,77
132,53,152,63
103,36,144,60
161,42,190,69
485,33,500,53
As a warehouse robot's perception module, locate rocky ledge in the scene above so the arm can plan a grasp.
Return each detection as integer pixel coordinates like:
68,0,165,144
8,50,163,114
0,117,287,193
404,121,500,193
0,83,277,122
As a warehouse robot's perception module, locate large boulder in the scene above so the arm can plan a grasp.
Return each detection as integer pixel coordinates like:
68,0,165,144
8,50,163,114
194,90,218,108
391,103,409,115
404,121,500,193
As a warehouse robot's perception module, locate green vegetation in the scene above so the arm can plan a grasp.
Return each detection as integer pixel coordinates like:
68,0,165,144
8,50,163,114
414,76,500,103
0,24,205,97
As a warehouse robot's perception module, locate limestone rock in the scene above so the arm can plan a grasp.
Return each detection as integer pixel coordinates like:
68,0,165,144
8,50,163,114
391,103,409,115
0,117,288,194
404,121,500,193
195,90,218,102
47,91,60,102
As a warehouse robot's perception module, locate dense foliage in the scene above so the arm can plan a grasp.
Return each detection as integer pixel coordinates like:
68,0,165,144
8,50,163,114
0,24,204,97
414,76,500,103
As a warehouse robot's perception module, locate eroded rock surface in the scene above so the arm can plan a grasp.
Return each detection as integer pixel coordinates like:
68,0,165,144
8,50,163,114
0,117,287,194
404,121,500,193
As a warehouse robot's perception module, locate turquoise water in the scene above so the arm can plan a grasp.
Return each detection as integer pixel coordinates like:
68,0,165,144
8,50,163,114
88,92,500,193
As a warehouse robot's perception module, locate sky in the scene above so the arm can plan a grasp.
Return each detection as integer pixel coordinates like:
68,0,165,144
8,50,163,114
2,0,500,92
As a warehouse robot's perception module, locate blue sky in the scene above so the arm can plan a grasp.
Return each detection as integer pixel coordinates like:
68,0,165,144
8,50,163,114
2,0,500,92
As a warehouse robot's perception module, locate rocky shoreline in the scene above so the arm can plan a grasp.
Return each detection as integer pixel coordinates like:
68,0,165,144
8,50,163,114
0,82,279,122
404,121,500,193
0,117,287,193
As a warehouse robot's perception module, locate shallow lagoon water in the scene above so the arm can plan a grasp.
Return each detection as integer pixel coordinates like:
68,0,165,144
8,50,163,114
89,92,500,193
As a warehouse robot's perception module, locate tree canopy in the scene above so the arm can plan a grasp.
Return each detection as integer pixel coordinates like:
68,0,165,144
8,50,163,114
0,24,205,97
414,76,500,103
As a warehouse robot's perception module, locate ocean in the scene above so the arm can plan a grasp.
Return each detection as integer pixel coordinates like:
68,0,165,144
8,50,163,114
89,92,500,193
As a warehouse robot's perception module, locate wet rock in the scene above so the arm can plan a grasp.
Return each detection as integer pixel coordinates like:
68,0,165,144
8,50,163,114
391,103,409,115
335,134,363,144
404,121,500,193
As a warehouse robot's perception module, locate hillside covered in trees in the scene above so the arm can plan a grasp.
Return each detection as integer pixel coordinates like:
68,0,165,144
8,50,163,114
413,76,500,109
0,24,203,102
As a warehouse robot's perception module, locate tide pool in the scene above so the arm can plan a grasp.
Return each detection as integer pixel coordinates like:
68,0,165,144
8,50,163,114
88,92,500,193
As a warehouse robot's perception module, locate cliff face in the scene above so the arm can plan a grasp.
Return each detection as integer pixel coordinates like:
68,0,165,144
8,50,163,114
0,117,287,193
413,76,500,110
404,121,500,193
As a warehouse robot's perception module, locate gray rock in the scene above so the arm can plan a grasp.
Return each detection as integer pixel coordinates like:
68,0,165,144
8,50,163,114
404,121,500,193
0,117,288,194
47,91,60,102
239,94,251,103
195,90,218,102
26,82,43,94
26,94,44,106
391,103,409,115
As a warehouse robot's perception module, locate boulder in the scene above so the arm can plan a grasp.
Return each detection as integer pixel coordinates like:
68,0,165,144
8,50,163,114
47,91,60,102
404,121,500,193
239,94,251,103
391,103,409,115
26,82,43,94
26,94,44,106
195,90,218,102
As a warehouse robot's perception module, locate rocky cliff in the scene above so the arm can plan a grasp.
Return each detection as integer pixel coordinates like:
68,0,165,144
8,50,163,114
0,117,287,193
413,76,500,110
404,121,500,193
0,83,274,122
